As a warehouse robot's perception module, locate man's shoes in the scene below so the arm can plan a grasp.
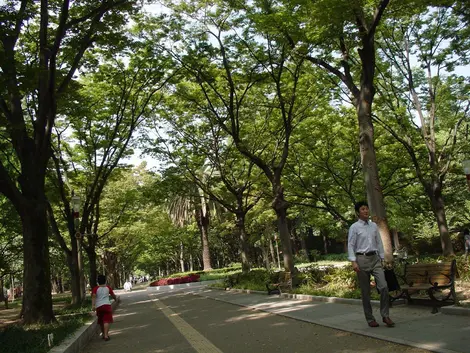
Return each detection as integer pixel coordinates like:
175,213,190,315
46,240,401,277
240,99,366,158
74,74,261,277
382,317,395,327
368,320,379,327
104,336,110,341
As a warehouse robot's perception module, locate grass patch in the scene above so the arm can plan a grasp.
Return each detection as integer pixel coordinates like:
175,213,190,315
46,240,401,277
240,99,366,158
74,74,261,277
0,313,91,353
1,293,94,353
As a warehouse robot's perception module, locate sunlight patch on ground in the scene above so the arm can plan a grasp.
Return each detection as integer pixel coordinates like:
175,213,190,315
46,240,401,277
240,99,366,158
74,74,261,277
114,311,138,318
128,299,155,305
224,311,272,323
251,300,318,311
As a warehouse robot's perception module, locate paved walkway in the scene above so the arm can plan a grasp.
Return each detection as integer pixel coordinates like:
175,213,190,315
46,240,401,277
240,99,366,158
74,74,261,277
80,286,469,353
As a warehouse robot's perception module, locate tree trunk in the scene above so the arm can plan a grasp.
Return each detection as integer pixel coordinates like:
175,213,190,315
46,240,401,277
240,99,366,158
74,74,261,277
77,240,86,300
272,186,294,273
0,278,8,309
87,250,98,289
51,277,59,294
66,249,82,304
104,251,118,288
21,208,54,324
321,229,328,255
57,276,63,293
195,209,212,271
392,229,400,250
300,233,309,259
356,38,393,264
269,238,277,269
189,253,194,272
9,274,15,303
179,242,185,272
427,181,454,256
67,230,82,303
261,245,270,270
290,220,298,255
236,212,251,273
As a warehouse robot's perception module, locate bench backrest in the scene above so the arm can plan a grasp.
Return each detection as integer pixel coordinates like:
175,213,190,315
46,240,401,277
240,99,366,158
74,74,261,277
404,260,456,286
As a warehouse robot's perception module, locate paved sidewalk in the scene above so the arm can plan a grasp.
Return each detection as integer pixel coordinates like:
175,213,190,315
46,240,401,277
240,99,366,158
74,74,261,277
76,284,469,353
196,288,469,353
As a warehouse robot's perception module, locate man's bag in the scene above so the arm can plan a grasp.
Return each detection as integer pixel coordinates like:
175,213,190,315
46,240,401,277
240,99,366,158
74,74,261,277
384,268,400,291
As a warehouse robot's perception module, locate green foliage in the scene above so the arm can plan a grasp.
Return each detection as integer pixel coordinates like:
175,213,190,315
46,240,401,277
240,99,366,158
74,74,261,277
0,316,88,353
293,251,310,264
0,294,93,353
456,258,470,282
318,253,349,262
222,268,272,291
220,264,369,300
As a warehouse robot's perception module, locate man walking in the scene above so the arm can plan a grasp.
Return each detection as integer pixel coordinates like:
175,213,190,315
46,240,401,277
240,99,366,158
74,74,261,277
348,201,395,328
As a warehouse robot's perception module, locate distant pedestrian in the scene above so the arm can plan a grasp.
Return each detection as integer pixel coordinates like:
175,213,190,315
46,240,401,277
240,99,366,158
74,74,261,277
92,275,118,341
123,281,132,291
348,201,395,328
464,229,470,261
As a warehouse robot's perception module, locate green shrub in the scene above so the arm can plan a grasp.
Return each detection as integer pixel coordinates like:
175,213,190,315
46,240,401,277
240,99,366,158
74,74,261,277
454,258,470,281
309,250,321,262
294,250,310,264
323,266,358,289
318,253,348,262
303,265,333,285
0,315,89,353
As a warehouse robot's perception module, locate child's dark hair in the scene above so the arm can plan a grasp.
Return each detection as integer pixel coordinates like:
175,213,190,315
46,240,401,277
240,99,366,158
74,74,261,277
464,229,470,235
354,201,368,213
97,274,106,285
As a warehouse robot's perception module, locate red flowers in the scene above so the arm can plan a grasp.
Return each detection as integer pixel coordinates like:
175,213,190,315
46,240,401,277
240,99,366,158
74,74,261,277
149,274,200,287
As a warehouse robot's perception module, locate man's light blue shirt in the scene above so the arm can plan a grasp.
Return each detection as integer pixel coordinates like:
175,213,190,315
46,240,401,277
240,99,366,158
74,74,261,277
347,219,385,262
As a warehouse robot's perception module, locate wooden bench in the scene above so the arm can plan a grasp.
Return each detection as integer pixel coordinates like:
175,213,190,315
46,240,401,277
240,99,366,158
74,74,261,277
266,271,292,295
399,260,457,312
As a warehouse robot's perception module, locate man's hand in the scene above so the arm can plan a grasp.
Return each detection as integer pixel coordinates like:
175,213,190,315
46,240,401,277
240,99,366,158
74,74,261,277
352,261,360,272
91,306,96,312
382,260,393,269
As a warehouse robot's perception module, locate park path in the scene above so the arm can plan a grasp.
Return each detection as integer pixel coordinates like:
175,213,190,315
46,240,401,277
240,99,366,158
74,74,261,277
80,287,455,353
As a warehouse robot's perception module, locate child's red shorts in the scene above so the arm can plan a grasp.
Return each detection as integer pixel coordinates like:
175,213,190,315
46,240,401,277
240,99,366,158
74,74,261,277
96,304,113,324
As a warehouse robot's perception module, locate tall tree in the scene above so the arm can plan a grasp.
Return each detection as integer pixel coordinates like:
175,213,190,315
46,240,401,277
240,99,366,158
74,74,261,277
162,167,218,271
156,88,265,272
0,0,137,323
150,2,328,272
49,42,171,292
244,0,399,262
374,7,470,255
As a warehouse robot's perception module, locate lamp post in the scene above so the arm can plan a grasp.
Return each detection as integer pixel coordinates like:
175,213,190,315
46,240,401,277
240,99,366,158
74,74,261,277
71,194,86,300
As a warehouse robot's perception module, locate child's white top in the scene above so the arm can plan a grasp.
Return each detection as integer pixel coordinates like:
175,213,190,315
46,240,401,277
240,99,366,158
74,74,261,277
92,285,114,308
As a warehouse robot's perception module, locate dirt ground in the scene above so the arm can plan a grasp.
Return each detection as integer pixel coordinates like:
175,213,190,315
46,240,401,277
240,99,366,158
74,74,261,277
0,296,69,329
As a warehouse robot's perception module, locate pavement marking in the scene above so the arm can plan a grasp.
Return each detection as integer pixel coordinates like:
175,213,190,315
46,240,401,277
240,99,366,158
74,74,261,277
150,295,223,353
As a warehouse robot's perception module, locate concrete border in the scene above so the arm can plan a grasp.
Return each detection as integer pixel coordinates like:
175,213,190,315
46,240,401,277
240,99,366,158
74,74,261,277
215,287,470,313
441,305,470,316
212,287,383,307
49,299,120,353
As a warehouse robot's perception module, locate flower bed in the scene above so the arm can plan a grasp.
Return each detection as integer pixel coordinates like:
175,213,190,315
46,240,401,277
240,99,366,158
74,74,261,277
149,274,200,287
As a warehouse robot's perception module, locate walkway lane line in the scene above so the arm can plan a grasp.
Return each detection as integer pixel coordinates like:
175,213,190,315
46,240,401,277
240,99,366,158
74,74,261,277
149,295,223,353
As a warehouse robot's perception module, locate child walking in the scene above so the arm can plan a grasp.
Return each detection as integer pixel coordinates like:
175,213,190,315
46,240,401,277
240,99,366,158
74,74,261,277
92,274,118,341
